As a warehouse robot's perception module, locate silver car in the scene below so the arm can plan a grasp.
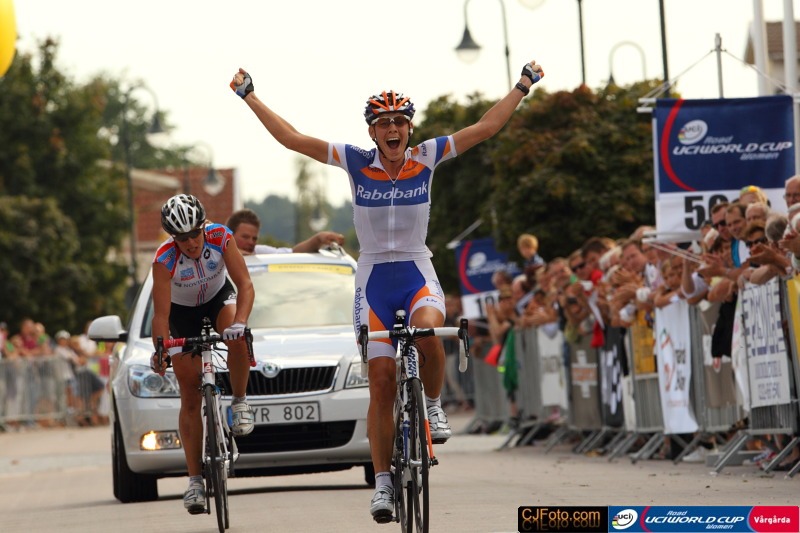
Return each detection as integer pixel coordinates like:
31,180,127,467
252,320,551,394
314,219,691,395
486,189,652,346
89,249,372,503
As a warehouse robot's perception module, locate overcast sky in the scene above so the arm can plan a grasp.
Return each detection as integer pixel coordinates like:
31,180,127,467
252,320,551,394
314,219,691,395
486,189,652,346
11,0,796,206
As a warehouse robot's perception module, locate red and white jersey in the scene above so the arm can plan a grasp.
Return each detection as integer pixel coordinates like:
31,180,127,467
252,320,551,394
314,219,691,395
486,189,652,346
153,223,232,306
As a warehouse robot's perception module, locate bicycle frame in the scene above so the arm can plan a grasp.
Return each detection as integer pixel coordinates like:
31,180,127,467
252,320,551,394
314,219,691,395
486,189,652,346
395,332,435,469
358,310,470,532
156,317,254,532
200,342,235,485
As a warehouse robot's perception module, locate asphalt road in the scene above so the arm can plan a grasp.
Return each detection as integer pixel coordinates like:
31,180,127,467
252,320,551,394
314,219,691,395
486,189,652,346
1,415,797,533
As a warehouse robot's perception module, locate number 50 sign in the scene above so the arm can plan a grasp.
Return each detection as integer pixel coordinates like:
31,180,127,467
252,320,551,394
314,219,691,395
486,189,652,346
653,96,794,235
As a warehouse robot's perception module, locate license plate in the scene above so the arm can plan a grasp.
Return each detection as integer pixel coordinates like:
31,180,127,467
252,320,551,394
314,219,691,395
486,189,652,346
231,402,321,425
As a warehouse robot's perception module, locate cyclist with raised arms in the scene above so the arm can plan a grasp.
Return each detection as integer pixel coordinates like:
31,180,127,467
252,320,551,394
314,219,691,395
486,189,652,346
230,62,544,522
150,194,255,515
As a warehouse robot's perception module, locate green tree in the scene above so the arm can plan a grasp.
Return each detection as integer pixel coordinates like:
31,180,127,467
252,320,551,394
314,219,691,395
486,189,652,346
0,38,154,332
0,197,123,331
414,83,659,294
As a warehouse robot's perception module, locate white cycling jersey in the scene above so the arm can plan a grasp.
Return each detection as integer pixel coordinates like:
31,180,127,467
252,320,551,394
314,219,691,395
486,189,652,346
327,136,457,265
153,223,232,307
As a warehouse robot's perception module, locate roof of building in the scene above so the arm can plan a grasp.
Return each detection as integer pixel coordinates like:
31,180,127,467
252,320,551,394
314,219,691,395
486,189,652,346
745,21,800,64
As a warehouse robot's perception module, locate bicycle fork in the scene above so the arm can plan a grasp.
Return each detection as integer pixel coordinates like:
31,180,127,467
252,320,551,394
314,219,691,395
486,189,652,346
402,342,437,467
201,353,232,472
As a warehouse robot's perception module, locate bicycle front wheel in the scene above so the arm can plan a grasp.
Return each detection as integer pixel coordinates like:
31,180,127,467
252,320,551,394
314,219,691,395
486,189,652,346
408,378,429,533
204,386,229,532
392,393,408,530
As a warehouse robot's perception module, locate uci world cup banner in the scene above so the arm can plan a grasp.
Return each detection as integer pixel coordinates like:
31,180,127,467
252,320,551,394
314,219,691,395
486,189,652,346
654,95,794,234
454,237,520,319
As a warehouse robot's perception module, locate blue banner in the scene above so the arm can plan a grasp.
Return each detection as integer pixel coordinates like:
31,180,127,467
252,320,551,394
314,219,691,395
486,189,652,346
609,505,799,533
653,95,795,234
453,237,519,319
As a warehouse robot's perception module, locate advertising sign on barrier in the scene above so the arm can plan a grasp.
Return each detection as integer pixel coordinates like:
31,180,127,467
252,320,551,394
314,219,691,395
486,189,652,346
783,276,800,370
655,300,698,434
629,310,655,375
453,237,520,319
599,326,625,428
653,95,794,235
568,335,601,430
536,329,568,410
741,279,792,408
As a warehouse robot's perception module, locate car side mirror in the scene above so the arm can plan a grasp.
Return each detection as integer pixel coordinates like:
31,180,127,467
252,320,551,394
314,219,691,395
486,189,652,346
88,315,129,342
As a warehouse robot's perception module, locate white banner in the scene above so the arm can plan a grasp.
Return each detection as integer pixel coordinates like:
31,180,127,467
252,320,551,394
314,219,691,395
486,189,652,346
536,328,568,409
655,300,698,434
741,279,792,408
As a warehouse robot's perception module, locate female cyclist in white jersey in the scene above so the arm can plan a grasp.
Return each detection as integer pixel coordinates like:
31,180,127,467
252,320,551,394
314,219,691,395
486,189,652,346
150,193,255,515
230,61,544,521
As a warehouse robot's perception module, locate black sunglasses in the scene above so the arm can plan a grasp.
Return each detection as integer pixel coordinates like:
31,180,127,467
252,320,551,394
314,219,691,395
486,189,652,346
174,228,202,242
712,220,727,229
572,262,586,270
745,236,768,248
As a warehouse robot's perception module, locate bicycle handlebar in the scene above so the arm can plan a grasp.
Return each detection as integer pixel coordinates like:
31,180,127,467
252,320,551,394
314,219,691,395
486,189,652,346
155,321,256,370
358,320,471,373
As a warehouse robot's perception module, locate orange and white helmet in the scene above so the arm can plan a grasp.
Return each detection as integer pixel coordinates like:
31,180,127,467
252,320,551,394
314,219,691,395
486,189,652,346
363,90,415,125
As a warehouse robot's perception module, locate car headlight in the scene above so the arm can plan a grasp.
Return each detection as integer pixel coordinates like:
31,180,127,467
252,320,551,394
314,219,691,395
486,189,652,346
345,360,369,389
128,364,180,397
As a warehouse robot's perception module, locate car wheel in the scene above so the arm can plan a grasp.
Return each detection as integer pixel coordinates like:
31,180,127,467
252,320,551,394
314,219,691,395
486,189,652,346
112,416,158,502
363,462,376,487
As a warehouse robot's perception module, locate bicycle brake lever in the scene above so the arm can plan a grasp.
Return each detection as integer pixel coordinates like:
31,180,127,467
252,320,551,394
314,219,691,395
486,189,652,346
245,328,256,367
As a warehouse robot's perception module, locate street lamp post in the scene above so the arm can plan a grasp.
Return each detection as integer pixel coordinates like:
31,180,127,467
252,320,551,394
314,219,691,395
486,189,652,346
577,0,586,86
120,83,163,298
182,141,224,196
658,0,670,96
455,0,513,92
607,41,647,86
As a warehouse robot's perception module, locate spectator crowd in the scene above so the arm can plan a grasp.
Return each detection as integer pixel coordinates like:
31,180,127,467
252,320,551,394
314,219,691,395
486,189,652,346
1,318,111,430
451,175,800,472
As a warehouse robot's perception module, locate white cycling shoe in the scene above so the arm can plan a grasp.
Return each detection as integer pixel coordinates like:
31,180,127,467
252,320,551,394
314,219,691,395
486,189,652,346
231,401,255,436
370,485,394,523
183,483,206,515
427,405,452,444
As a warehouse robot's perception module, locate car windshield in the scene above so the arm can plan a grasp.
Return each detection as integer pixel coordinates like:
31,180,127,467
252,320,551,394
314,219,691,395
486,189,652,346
247,262,355,328
140,261,355,336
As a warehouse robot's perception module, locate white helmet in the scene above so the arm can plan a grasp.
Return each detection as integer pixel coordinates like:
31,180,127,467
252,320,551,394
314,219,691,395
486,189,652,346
160,194,206,235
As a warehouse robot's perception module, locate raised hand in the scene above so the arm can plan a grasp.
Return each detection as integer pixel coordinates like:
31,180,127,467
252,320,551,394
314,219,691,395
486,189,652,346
521,61,544,84
230,68,254,99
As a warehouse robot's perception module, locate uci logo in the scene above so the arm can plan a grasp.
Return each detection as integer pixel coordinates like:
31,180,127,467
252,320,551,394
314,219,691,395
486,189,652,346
677,119,708,145
612,509,638,530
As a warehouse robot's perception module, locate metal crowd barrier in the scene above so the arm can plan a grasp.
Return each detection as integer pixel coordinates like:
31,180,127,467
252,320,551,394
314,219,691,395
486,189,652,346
500,325,569,449
461,342,509,435
712,278,800,475
468,275,800,478
0,355,106,429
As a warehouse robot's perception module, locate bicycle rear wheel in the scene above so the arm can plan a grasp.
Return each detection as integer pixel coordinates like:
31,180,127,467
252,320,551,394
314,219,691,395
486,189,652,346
204,386,229,532
408,378,429,533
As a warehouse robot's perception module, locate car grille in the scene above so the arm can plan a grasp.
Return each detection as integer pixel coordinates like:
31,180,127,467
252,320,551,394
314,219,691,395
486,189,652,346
235,421,356,453
216,366,338,396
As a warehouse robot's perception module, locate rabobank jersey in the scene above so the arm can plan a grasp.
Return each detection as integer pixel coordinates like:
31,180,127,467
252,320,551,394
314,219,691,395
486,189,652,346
327,136,457,265
153,223,232,306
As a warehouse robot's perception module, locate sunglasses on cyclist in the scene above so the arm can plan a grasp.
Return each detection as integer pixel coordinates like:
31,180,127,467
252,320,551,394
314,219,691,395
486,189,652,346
372,115,410,128
173,228,202,242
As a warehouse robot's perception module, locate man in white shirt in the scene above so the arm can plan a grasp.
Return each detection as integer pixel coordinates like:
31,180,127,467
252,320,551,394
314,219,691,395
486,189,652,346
226,208,343,254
